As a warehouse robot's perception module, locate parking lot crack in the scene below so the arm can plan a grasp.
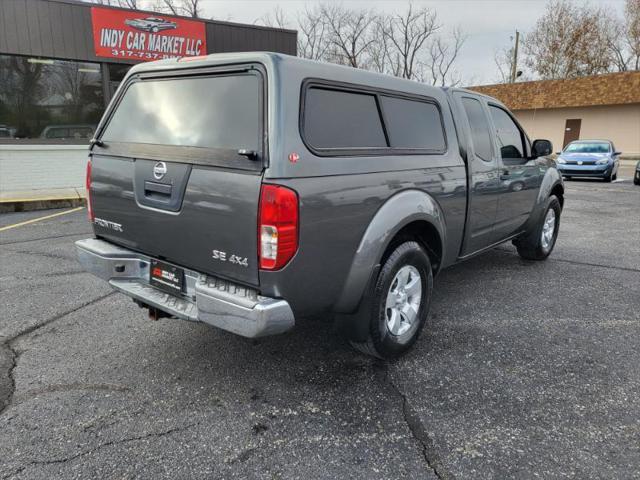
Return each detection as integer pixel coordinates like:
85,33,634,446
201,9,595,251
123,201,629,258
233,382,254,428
0,292,116,417
2,423,198,479
377,364,454,480
0,343,17,416
495,248,640,273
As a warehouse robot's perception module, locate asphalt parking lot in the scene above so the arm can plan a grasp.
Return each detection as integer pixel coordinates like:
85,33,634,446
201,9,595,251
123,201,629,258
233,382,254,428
1,172,639,479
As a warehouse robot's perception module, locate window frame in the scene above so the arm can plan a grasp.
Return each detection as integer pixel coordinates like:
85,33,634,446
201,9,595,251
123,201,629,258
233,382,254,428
458,94,495,163
93,63,268,171
487,102,532,161
299,78,448,157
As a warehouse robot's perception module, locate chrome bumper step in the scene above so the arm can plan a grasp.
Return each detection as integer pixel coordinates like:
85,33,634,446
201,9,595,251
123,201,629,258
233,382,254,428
76,238,295,338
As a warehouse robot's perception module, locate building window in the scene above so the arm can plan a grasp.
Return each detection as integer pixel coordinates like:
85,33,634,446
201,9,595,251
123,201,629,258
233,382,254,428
0,55,104,143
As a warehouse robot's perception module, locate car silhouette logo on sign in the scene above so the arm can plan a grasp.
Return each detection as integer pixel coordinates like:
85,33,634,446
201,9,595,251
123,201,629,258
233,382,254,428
153,161,167,180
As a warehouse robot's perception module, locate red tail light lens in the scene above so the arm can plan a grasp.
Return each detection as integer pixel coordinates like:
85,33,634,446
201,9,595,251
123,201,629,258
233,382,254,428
258,184,299,270
86,160,94,223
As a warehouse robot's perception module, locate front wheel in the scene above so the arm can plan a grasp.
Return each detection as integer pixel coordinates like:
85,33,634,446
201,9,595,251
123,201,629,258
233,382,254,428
515,195,561,261
350,241,433,359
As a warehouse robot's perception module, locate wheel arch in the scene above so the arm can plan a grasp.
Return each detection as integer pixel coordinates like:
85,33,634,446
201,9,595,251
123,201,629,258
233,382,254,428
334,189,445,315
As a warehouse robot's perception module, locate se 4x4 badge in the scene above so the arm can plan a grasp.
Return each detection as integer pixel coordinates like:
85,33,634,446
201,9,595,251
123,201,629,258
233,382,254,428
212,249,249,267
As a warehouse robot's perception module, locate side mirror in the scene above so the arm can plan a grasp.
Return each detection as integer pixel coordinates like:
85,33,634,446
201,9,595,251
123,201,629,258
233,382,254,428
555,152,562,155
532,139,553,158
614,151,622,156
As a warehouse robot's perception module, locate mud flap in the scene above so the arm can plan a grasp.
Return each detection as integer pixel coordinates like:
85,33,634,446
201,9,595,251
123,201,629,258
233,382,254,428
334,264,380,342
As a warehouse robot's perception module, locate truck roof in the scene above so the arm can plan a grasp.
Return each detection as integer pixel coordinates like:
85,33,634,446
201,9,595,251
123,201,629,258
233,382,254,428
126,52,447,99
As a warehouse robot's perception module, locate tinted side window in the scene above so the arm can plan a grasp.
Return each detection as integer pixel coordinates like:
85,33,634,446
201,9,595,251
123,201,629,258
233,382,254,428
461,97,493,161
304,87,387,149
380,96,445,150
489,105,525,160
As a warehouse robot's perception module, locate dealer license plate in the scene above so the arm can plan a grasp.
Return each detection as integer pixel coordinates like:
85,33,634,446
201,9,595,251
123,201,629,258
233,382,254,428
150,259,184,295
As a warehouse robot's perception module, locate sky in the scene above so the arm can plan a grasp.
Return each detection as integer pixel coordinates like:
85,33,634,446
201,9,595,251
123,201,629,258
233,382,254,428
196,0,626,85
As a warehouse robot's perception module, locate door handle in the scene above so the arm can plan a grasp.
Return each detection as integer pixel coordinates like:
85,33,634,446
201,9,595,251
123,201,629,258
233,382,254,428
500,170,510,180
144,181,172,196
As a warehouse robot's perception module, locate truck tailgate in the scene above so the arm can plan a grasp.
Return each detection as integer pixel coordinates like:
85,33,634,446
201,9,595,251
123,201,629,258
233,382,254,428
91,155,262,285
88,66,265,286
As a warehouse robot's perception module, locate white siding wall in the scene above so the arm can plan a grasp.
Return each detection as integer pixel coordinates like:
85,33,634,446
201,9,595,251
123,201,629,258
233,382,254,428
0,145,89,199
514,104,640,156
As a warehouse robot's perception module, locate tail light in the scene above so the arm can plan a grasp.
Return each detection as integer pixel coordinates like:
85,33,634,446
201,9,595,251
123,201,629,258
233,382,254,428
86,160,94,223
258,184,299,270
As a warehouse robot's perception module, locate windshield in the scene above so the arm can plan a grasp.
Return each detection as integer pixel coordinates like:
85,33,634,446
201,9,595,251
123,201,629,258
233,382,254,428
564,142,610,154
102,73,261,152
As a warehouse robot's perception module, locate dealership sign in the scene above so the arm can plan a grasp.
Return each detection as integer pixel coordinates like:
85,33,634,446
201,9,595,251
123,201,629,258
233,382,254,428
90,7,206,61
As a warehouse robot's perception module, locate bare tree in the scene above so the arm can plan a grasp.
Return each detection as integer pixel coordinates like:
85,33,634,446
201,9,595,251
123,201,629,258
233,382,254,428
523,0,614,79
158,0,203,18
258,5,289,29
608,0,640,71
379,4,439,79
427,27,465,86
320,3,377,68
257,2,467,85
368,18,396,75
296,6,331,61
88,0,145,8
494,45,516,83
628,0,640,70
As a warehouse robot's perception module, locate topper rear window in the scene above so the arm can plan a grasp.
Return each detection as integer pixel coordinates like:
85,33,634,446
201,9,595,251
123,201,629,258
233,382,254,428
101,73,261,152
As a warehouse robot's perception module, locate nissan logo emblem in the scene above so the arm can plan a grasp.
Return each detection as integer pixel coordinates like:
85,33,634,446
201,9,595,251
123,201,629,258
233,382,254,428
153,161,167,180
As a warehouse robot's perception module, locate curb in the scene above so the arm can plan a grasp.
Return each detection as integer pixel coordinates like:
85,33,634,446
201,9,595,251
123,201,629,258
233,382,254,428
0,197,87,213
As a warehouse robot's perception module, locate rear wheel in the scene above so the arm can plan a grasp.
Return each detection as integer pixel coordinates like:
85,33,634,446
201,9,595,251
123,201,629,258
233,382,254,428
350,241,433,359
515,195,561,261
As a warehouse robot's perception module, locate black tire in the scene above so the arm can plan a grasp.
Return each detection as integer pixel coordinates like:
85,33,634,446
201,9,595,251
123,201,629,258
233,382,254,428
604,171,613,182
350,241,433,359
612,172,617,181
634,175,640,186
515,195,561,261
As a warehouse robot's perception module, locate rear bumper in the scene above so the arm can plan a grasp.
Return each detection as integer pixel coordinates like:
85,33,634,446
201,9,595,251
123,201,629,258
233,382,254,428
75,238,294,338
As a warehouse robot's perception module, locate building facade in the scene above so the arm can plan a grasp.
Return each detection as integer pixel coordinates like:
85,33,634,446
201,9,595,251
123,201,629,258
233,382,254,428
470,72,640,157
0,0,296,202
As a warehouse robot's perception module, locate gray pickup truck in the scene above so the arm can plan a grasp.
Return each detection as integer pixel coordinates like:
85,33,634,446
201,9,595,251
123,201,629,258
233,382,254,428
76,52,564,358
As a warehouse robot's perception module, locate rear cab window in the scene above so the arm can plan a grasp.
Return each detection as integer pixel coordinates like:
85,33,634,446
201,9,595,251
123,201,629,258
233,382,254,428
98,67,265,170
301,81,447,156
